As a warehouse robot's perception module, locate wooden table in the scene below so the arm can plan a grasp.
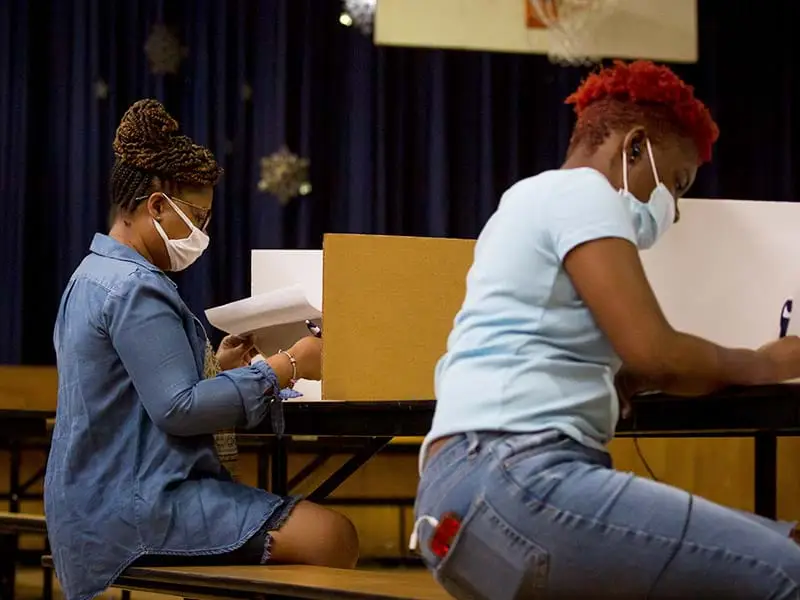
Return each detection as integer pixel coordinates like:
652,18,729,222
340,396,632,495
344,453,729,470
250,384,800,519
3,383,800,519
0,366,58,412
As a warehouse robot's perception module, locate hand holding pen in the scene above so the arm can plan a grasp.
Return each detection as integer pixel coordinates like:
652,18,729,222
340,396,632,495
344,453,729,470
305,320,322,338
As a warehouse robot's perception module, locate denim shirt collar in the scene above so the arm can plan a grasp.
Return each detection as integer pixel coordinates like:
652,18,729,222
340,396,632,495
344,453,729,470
89,233,176,287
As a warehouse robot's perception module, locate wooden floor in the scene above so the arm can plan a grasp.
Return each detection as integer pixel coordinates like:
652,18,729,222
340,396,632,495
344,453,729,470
15,567,179,600
15,565,436,600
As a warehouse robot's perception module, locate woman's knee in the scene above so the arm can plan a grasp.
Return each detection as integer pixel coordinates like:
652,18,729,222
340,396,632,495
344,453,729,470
315,506,359,568
270,500,359,569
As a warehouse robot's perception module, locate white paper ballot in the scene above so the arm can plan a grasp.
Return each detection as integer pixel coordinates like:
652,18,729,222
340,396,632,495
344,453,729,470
205,284,321,352
205,286,319,334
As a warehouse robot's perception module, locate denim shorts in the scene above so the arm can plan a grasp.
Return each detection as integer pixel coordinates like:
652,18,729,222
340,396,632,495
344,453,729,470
414,430,800,599
131,495,300,567
132,524,270,566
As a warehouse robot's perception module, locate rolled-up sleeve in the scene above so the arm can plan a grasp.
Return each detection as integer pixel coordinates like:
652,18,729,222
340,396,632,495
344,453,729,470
547,172,638,262
104,270,278,436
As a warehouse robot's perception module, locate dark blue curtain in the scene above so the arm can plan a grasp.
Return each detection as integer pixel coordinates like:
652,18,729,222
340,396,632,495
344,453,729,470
1,0,798,364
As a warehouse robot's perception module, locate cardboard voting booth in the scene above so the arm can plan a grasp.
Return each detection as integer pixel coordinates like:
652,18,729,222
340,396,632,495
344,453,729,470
321,234,474,401
232,198,800,402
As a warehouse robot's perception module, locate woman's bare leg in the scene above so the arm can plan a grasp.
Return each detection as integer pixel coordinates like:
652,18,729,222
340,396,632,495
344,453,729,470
269,500,359,569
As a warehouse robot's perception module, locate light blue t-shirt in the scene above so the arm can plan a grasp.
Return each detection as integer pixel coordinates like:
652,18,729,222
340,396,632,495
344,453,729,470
423,168,638,467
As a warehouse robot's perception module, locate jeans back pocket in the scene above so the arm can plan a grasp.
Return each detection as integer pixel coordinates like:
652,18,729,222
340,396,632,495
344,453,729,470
427,496,550,600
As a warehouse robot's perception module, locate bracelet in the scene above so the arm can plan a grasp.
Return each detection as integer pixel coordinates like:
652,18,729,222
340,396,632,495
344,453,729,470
278,349,297,388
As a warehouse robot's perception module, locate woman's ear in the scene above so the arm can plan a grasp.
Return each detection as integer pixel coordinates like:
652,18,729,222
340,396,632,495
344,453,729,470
622,127,647,165
145,192,166,220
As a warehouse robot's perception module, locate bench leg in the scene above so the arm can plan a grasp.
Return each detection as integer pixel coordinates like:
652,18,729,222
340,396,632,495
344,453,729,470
0,533,17,600
42,535,53,600
43,565,53,600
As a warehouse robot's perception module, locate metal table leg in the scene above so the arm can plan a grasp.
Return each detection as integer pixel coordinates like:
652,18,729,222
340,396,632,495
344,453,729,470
754,432,778,519
257,441,270,491
2,441,21,600
271,438,289,497
308,438,391,502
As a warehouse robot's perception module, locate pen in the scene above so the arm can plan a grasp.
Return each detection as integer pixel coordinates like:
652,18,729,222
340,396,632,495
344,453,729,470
780,299,793,338
305,320,322,338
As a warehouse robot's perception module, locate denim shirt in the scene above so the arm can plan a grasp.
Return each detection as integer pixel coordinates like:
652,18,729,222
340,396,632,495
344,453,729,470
45,234,287,600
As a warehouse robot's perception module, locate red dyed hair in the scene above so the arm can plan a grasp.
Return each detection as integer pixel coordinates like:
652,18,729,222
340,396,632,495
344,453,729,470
565,60,719,164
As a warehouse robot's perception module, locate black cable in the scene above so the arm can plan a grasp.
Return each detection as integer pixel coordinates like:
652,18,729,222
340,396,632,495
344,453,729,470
630,408,660,482
631,410,692,597
633,437,660,482
647,493,693,598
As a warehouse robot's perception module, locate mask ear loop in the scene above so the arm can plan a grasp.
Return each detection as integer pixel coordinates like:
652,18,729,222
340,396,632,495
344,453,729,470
622,148,630,192
160,192,200,232
645,139,661,184
644,138,678,224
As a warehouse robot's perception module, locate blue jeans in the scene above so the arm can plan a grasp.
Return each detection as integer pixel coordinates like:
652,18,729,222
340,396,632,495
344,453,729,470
414,431,800,599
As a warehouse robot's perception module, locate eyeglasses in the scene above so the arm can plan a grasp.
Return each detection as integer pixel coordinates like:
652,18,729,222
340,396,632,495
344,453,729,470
135,194,212,232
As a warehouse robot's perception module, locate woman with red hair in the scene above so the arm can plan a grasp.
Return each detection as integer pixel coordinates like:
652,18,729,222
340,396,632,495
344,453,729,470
414,61,800,598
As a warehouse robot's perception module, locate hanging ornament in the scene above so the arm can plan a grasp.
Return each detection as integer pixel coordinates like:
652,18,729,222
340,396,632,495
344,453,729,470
144,24,188,75
241,83,253,102
94,78,109,100
340,0,377,35
257,146,312,206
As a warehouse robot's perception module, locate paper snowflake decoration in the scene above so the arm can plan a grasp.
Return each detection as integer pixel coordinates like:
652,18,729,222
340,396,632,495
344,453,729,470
94,79,108,100
341,0,377,35
144,24,188,75
258,146,312,205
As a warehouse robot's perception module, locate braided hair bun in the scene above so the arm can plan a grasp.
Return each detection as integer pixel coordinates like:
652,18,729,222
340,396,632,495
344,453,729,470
112,99,222,187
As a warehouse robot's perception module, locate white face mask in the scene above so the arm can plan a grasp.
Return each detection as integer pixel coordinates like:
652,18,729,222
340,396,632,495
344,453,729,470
152,193,210,271
620,138,676,250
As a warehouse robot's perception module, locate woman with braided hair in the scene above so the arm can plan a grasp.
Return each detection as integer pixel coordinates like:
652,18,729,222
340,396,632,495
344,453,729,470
45,99,358,600
414,61,800,598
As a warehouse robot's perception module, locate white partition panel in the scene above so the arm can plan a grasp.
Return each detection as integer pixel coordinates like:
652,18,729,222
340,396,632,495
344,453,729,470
641,199,800,348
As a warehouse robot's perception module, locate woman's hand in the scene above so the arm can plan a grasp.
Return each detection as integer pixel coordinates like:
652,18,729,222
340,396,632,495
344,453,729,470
614,369,642,419
216,335,255,371
264,336,323,388
757,336,800,382
289,336,323,381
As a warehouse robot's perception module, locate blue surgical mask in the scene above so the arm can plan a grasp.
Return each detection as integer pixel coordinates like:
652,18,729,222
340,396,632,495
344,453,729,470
619,138,676,250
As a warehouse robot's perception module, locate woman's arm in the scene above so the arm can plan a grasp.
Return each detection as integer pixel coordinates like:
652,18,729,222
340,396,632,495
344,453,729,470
104,271,295,436
616,366,721,399
564,237,800,391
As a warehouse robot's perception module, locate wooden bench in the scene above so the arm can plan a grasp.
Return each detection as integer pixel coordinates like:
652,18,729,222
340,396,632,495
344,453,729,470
43,557,449,600
0,512,49,600
0,511,47,535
